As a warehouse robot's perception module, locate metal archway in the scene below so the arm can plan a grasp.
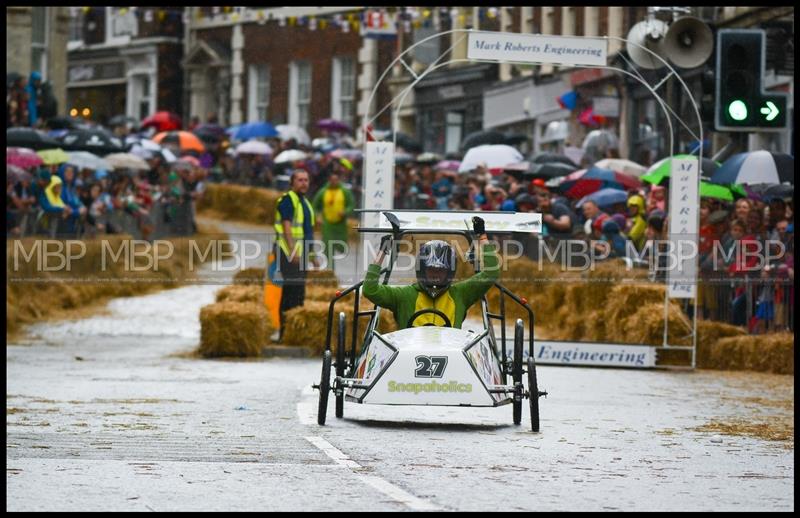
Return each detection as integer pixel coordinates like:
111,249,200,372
361,29,703,367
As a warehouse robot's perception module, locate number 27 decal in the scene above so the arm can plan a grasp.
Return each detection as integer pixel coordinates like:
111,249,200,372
414,356,448,378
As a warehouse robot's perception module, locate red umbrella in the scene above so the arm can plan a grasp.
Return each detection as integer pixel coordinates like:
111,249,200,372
141,111,183,132
153,131,205,153
6,147,44,168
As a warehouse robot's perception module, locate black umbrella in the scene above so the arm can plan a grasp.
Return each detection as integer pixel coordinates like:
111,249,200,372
45,116,85,130
460,130,507,152
193,123,227,143
387,131,423,153
523,161,577,180
504,133,530,146
7,127,61,150
746,183,794,201
529,152,579,168
58,128,124,156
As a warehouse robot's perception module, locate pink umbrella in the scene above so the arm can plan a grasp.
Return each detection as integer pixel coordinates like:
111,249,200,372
6,147,44,168
178,155,201,167
435,160,461,172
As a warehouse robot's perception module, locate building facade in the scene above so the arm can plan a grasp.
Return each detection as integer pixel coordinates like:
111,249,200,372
6,6,71,120
183,7,395,136
65,7,184,125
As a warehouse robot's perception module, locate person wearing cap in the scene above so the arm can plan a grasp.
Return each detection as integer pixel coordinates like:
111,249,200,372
363,217,499,329
312,169,354,270
273,169,318,342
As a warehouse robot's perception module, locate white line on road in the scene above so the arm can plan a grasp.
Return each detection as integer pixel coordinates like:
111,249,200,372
304,436,442,511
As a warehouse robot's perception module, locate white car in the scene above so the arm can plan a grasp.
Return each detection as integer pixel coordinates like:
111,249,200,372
314,210,547,431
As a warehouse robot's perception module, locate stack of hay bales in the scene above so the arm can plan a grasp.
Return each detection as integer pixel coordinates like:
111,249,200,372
199,301,271,358
282,300,397,355
215,285,263,304
700,332,794,374
694,320,747,367
233,267,265,285
197,184,282,225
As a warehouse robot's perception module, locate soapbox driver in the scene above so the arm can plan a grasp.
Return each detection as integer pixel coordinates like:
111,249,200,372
313,210,547,432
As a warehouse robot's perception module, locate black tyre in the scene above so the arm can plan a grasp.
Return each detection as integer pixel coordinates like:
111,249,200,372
335,312,346,418
527,356,540,432
317,350,332,426
512,319,524,425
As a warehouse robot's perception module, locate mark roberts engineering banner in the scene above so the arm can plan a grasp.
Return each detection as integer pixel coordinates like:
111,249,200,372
507,339,657,368
667,158,700,299
467,31,607,67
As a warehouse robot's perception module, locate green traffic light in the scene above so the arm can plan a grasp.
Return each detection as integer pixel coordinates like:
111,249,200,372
760,101,780,121
728,100,748,121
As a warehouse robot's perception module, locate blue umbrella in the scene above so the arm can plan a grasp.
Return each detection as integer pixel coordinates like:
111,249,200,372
710,150,793,186
576,187,628,209
232,122,279,140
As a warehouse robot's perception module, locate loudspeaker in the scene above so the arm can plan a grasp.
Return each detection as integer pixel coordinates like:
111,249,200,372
626,19,670,70
663,17,714,69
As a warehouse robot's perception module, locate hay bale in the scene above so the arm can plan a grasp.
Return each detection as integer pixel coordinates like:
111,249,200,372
307,268,338,285
695,320,747,367
305,284,341,302
198,301,270,358
603,284,666,325
198,183,282,225
611,302,691,345
215,285,264,304
282,300,397,354
701,333,794,374
233,267,265,285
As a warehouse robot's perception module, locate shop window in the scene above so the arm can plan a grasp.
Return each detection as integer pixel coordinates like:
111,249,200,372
445,111,464,154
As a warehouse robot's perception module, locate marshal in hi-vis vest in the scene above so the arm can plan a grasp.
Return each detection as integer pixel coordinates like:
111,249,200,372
274,191,315,257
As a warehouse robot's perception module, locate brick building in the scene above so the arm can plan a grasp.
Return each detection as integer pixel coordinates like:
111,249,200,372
65,7,184,125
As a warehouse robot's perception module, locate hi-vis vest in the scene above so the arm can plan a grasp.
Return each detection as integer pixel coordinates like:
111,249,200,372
412,290,456,327
274,191,315,257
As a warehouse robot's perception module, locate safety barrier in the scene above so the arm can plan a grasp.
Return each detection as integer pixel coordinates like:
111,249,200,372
7,199,196,240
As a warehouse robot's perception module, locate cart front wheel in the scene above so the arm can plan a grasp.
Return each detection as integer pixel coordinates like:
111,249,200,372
317,350,332,426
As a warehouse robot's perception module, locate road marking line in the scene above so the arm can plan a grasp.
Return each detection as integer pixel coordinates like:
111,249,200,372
304,436,441,511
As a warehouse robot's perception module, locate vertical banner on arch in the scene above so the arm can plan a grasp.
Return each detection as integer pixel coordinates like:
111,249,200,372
667,158,699,299
361,141,396,261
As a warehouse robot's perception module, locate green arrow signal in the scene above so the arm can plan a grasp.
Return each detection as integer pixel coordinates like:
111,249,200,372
760,101,780,121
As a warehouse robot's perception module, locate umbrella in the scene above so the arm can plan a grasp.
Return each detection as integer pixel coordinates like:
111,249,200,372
541,120,569,143
104,153,151,171
743,183,793,201
523,161,577,180
193,123,227,143
395,152,415,165
581,129,619,163
178,155,201,167
6,147,44,168
236,139,274,155
153,131,206,153
576,187,628,209
274,149,308,164
434,160,461,172
530,152,578,168
330,148,363,161
710,150,793,186
7,164,33,183
386,131,422,153
311,137,335,151
66,151,112,171
108,115,139,128
458,145,524,173
276,124,311,146
45,116,85,130
36,148,70,165
503,133,530,147
642,155,720,185
141,111,182,132
47,129,69,140
416,152,442,163
558,166,642,199
593,158,647,177
317,118,351,134
7,127,61,150
460,130,507,152
699,181,734,201
58,128,124,155
232,121,279,140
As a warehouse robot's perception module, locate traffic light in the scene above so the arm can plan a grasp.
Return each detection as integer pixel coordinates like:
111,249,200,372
700,67,716,132
715,29,788,131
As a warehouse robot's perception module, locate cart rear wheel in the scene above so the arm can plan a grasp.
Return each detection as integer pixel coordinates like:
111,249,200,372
335,312,346,418
317,350,331,426
527,356,540,432
512,319,524,425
